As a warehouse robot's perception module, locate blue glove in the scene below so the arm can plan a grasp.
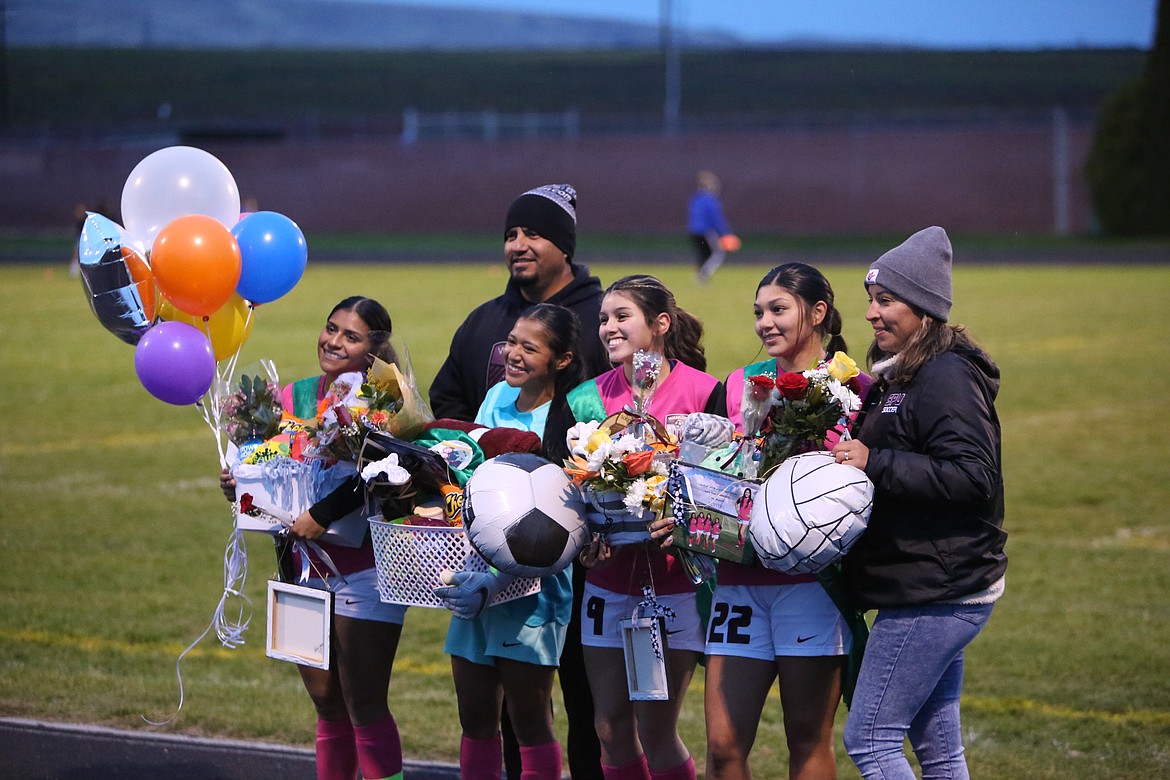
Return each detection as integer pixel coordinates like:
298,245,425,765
433,569,515,619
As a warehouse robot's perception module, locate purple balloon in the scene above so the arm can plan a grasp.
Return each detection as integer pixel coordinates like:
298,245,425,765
134,321,217,405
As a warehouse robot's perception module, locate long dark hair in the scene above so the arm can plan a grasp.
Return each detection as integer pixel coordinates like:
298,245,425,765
331,295,397,364
868,313,988,386
519,303,584,464
756,263,847,359
605,274,707,371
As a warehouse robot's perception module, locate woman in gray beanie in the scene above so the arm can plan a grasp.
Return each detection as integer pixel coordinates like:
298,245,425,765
831,227,1007,779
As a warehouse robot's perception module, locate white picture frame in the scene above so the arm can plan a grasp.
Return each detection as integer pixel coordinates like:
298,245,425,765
266,580,333,670
621,616,671,701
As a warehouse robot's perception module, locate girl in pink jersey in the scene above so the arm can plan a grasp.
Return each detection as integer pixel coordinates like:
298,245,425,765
707,265,871,780
563,275,725,780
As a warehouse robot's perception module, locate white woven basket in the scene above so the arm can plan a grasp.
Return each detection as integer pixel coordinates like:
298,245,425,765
369,516,541,608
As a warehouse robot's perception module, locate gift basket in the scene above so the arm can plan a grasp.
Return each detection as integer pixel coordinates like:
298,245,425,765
358,421,544,608
369,515,541,608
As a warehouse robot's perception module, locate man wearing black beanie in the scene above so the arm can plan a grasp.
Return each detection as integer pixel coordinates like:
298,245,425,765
430,184,609,421
430,184,607,780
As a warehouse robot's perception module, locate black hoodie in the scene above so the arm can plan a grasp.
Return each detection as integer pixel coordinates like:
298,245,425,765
429,262,610,422
844,345,1008,609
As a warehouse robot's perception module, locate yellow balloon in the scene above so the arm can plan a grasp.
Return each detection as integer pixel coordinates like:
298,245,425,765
158,292,254,362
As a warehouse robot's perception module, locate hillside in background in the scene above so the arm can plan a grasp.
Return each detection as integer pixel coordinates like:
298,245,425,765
6,47,1148,134
5,0,736,50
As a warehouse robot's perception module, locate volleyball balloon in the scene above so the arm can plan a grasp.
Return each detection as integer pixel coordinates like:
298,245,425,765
463,453,589,578
748,451,873,574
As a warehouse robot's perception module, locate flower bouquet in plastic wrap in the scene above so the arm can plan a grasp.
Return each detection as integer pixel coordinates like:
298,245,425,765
230,344,435,547
562,351,677,545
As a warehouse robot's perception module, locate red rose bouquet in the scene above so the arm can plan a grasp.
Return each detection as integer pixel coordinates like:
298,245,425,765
746,352,864,477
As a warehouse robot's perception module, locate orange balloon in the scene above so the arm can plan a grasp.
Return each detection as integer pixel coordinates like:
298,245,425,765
121,244,156,320
158,292,255,362
151,214,242,318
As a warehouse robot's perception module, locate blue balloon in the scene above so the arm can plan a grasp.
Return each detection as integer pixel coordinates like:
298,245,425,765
134,321,216,405
231,211,307,304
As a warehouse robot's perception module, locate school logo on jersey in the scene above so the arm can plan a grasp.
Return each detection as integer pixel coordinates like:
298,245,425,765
664,413,688,440
881,392,906,414
486,341,507,387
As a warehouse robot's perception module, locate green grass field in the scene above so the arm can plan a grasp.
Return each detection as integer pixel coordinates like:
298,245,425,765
2,259,1169,778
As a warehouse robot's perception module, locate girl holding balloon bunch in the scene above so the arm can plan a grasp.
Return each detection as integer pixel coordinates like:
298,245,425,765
219,296,408,780
563,275,725,780
434,303,584,780
707,263,872,780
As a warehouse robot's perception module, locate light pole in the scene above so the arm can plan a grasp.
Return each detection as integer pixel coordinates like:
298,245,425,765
0,2,8,129
661,0,680,135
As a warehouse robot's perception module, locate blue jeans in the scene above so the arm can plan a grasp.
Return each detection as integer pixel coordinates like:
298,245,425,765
844,602,994,779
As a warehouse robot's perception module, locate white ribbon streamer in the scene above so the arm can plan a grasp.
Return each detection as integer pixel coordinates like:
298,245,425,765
143,523,252,726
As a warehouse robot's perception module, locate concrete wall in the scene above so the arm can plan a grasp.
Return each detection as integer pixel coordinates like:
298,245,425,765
2,118,1095,236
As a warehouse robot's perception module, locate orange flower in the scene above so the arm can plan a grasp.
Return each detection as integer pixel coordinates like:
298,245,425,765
649,439,678,456
622,449,655,477
564,456,599,485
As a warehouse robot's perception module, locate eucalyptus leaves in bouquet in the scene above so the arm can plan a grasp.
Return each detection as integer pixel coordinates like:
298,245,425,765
219,360,283,447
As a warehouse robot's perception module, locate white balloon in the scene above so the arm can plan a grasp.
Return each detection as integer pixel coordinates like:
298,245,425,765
121,146,241,247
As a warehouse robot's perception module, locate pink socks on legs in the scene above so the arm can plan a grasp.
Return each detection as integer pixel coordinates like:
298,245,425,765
520,741,563,780
315,717,358,780
461,734,504,780
649,756,696,780
354,713,404,780
602,754,651,780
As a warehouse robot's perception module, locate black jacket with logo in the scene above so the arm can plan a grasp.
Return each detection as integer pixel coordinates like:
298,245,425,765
429,263,610,422
844,345,1008,609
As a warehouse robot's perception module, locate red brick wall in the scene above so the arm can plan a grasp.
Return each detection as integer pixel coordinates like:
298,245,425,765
2,121,1095,235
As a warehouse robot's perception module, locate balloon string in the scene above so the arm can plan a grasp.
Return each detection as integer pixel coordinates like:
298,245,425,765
195,397,228,471
151,307,263,723
217,305,253,388
143,524,252,726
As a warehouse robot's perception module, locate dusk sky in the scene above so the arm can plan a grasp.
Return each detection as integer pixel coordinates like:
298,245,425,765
381,0,1158,48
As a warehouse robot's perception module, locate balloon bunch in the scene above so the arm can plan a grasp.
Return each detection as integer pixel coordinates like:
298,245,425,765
79,145,308,453
78,146,310,722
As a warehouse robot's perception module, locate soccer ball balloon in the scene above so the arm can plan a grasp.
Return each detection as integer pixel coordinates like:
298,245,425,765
747,451,874,574
463,453,589,578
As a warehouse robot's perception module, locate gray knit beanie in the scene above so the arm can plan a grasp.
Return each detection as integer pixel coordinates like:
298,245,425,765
864,226,953,321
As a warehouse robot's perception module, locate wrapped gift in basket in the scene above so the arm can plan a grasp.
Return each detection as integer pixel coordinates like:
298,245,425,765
359,425,544,608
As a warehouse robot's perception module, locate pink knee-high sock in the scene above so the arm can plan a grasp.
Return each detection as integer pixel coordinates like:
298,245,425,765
602,754,651,780
315,717,358,780
354,713,404,780
460,734,504,780
520,741,563,780
648,755,696,780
